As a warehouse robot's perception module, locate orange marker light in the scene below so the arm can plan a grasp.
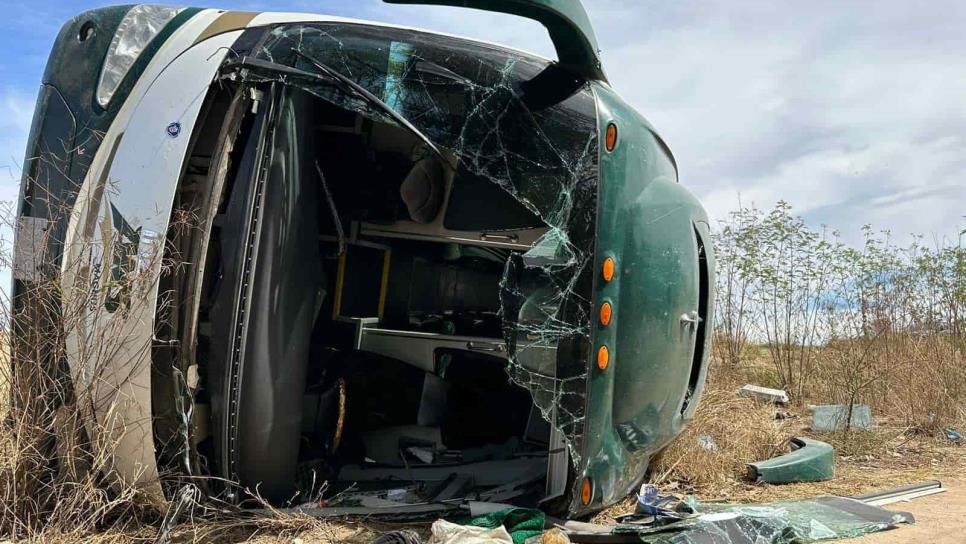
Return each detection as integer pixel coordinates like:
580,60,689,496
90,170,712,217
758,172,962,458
599,301,612,326
580,478,593,506
597,345,609,370
605,123,618,152
602,257,615,282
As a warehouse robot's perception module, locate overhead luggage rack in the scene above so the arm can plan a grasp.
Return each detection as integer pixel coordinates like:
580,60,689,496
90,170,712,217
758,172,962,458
359,219,547,251
338,316,556,374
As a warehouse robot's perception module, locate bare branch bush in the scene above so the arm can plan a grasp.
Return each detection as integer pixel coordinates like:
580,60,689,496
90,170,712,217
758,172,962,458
711,206,757,368
713,202,966,432
0,189,176,538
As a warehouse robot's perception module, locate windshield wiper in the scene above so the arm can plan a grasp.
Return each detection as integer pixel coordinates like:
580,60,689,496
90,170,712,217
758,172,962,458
290,49,449,168
413,58,473,86
223,53,449,169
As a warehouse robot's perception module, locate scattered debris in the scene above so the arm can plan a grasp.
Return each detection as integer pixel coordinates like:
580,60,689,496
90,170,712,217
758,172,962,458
774,411,796,420
747,437,835,483
533,528,571,544
429,519,512,544
852,480,945,506
608,496,914,544
696,435,718,452
467,508,545,544
811,404,873,432
636,485,685,519
349,480,937,544
942,428,963,443
372,530,421,544
738,384,789,405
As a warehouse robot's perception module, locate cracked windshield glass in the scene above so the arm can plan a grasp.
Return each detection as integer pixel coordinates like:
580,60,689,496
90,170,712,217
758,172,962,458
247,23,600,463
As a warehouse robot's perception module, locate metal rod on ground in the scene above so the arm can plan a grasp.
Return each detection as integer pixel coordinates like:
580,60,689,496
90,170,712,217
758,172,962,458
851,480,945,506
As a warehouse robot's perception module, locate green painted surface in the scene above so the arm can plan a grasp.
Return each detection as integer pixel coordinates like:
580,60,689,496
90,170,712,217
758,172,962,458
571,83,714,514
383,0,605,80
749,437,836,483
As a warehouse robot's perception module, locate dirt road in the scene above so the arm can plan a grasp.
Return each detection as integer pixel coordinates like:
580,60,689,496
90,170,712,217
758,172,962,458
847,479,966,543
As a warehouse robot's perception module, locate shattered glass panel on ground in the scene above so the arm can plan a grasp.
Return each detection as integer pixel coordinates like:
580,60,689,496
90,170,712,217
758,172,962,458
613,496,914,544
239,23,600,464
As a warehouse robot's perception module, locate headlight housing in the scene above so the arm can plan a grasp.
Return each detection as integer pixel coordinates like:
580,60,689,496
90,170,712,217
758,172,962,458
96,4,184,108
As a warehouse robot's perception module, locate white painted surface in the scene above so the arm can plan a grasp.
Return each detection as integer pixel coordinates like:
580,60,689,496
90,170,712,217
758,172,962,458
61,12,239,502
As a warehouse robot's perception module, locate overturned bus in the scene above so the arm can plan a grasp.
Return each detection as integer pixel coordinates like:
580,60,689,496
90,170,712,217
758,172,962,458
12,0,714,517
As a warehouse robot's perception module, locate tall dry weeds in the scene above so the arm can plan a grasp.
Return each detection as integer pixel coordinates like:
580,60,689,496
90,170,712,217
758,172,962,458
648,387,786,493
0,201,168,539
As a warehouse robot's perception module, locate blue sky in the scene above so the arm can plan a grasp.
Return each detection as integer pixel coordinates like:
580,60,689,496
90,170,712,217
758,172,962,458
1,0,964,257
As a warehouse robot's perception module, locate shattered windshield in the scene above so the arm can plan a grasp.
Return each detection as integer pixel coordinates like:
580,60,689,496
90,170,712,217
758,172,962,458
250,23,600,462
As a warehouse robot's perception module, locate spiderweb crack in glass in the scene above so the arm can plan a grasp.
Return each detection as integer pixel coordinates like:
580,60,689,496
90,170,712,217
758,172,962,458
233,22,600,466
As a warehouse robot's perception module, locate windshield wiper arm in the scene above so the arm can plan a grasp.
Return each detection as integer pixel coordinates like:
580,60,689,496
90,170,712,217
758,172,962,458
223,55,324,81
223,53,449,169
290,49,449,167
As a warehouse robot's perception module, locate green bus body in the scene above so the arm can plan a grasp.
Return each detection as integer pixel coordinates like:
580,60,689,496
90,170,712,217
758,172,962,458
13,0,714,516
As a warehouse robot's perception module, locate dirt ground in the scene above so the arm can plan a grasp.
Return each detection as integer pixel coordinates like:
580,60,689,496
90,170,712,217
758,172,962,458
847,478,966,544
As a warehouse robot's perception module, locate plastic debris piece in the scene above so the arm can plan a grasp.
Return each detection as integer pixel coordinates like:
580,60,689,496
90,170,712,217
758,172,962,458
738,385,789,405
430,519,512,544
942,428,963,442
636,485,686,519
407,446,435,464
748,437,834,484
697,435,717,452
811,404,873,432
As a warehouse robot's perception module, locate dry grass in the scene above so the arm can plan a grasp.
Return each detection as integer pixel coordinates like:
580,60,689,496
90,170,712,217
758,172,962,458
0,217,962,540
4,307,964,542
4,316,964,541
647,388,786,494
620,341,966,514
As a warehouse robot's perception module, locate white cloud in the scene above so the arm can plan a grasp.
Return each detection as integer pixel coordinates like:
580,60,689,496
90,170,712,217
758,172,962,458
592,0,966,245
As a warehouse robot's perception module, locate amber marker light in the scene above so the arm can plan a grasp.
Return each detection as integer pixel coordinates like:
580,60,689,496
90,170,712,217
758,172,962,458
580,478,593,505
599,301,613,326
605,123,618,152
597,345,609,370
602,257,615,282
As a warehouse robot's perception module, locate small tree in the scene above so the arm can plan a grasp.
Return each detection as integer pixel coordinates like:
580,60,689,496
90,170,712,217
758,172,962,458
744,201,835,400
712,207,759,368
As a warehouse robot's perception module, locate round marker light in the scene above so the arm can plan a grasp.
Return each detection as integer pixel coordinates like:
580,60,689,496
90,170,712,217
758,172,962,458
599,301,612,326
580,478,593,506
597,345,609,370
602,257,615,282
605,123,618,152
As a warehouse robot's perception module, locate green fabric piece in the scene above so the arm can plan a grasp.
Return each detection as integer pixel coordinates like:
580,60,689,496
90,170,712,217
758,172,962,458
467,508,545,544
